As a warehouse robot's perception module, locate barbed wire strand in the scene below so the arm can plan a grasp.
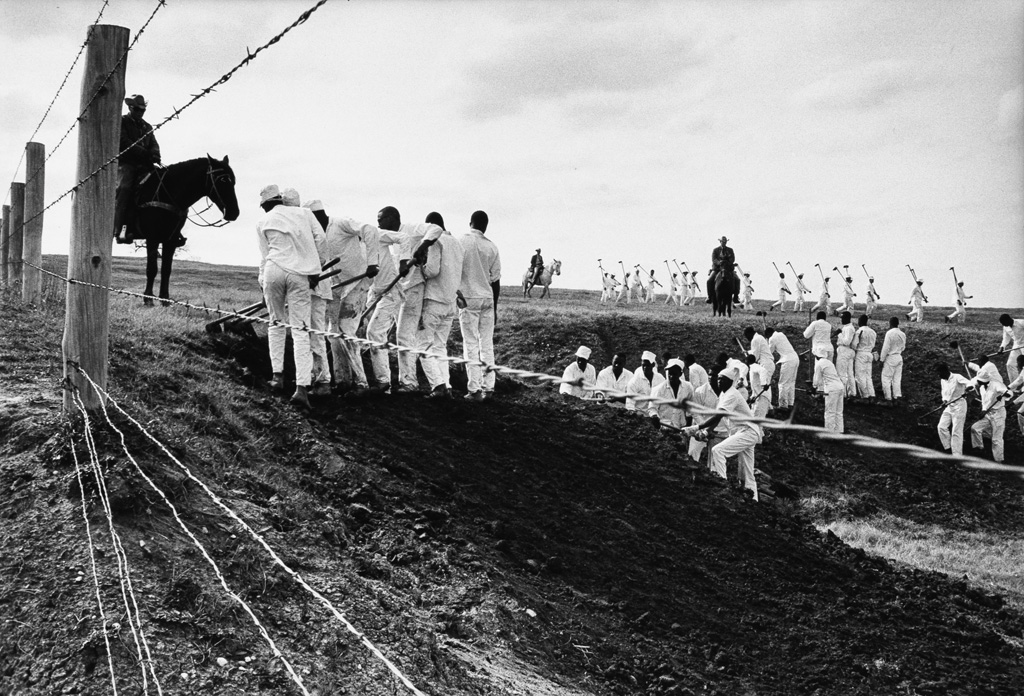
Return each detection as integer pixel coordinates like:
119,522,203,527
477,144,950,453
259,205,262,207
32,258,1022,478
74,365,430,696
70,373,312,695
3,0,111,205
76,393,163,695
68,414,121,696
13,0,329,239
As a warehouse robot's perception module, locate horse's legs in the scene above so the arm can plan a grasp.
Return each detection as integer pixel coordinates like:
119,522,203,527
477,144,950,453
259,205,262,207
145,239,159,305
159,241,175,302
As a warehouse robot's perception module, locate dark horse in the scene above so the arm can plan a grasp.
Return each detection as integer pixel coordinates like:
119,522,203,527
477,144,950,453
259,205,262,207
707,268,740,317
126,155,239,304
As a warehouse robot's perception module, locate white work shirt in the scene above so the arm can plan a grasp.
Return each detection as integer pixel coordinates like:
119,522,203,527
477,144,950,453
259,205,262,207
422,231,465,305
1001,319,1024,350
836,324,856,350
380,222,444,290
685,362,709,388
768,332,798,363
595,365,633,397
814,358,844,394
976,381,1008,412
804,318,833,353
324,216,376,294
940,374,972,404
715,386,762,439
750,333,774,369
257,205,323,282
692,384,727,435
969,361,1004,385
909,286,925,305
626,370,665,411
748,363,772,401
725,358,749,389
797,278,810,294
879,327,906,362
648,379,694,428
854,326,877,353
779,279,790,294
456,228,501,299
955,286,968,305
867,282,878,299
559,361,596,398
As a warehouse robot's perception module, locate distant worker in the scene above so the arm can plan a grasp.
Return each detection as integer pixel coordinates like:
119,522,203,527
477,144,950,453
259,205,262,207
945,281,972,324
907,280,927,323
969,373,1008,462
999,314,1024,382
114,94,161,244
836,276,857,315
865,276,879,317
770,272,791,312
559,346,596,399
793,273,811,313
935,363,973,456
616,272,631,303
803,311,834,386
595,353,633,403
853,314,877,401
740,273,754,310
649,358,695,429
879,316,906,405
810,277,831,316
529,248,544,286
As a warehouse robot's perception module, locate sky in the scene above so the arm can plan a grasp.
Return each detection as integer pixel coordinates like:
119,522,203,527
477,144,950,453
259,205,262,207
1,0,1022,308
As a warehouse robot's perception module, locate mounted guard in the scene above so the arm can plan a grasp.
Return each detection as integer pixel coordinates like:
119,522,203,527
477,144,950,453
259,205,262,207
114,94,161,244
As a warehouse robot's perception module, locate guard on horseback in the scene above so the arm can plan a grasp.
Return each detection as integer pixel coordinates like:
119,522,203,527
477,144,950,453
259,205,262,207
708,236,740,304
529,248,544,285
114,94,162,244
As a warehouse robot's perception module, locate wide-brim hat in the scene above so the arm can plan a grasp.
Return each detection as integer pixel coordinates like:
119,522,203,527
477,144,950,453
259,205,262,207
718,236,728,242
125,94,147,108
575,346,592,360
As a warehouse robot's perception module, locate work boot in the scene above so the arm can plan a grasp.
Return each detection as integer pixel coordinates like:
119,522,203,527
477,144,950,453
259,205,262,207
425,385,450,400
311,382,332,397
291,385,311,409
269,373,284,392
465,391,485,402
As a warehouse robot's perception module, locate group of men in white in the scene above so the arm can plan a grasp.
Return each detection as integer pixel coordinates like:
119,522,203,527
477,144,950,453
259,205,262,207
555,312,1023,500
255,185,501,408
601,264,978,325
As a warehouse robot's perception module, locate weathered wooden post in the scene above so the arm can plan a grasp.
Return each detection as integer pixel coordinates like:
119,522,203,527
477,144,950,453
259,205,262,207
23,142,46,303
62,24,129,411
9,183,25,287
0,204,9,285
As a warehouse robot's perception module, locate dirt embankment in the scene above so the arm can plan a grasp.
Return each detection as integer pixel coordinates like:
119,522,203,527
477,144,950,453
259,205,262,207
2,292,1024,695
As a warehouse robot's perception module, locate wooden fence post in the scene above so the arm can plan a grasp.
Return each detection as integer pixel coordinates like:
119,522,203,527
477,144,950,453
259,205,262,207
62,24,129,412
23,142,46,303
0,204,9,285
9,183,25,288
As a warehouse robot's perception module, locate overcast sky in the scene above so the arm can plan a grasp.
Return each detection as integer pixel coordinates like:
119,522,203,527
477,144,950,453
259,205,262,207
2,0,1021,307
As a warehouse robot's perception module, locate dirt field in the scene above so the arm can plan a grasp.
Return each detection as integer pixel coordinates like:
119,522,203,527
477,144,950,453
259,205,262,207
1,257,1023,695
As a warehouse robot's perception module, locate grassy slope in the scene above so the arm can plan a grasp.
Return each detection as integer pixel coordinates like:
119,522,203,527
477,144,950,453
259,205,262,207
1,256,1023,696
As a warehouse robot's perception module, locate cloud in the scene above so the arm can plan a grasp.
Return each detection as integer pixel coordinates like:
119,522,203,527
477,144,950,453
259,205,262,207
463,19,704,118
794,60,925,111
995,84,1023,142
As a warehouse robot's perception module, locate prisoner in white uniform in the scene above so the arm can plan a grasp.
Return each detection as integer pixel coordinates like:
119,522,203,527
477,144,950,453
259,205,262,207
599,272,611,303
852,315,877,399
420,221,465,397
689,272,703,303
745,327,776,383
968,356,1005,386
456,211,501,400
835,312,857,397
377,207,444,391
970,375,1008,463
740,274,754,310
665,274,681,306
683,354,709,390
1008,356,1024,436
256,185,323,407
879,317,906,402
935,364,972,456
770,274,791,312
363,214,402,391
687,378,726,464
745,355,772,419
999,314,1024,383
616,273,632,304
626,351,665,411
865,278,879,317
766,329,799,410
648,359,695,430
836,277,856,314
946,282,971,324
594,354,633,405
907,281,926,323
689,369,762,501
559,346,597,399
645,270,662,304
814,348,845,433
810,278,831,315
298,200,338,395
803,312,835,387
793,274,811,313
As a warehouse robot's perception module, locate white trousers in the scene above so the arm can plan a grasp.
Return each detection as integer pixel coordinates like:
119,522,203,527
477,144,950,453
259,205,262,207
395,283,425,389
365,288,402,387
460,297,496,394
794,295,805,312
866,297,876,315
854,351,875,398
1008,349,1021,383
937,400,967,455
711,428,759,501
909,303,924,323
836,346,856,397
947,303,966,322
752,395,770,419
771,292,786,311
777,360,798,408
419,299,455,390
262,263,312,387
811,346,834,389
881,354,903,400
328,280,369,389
971,409,1006,462
310,295,331,385
824,390,844,433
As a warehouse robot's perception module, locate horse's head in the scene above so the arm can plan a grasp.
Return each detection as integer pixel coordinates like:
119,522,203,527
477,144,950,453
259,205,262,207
206,154,240,221
552,260,562,275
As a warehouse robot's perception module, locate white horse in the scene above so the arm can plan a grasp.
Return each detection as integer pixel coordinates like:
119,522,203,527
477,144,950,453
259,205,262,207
522,260,562,298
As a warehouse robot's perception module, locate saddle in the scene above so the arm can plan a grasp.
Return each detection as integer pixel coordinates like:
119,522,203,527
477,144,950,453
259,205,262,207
130,168,189,248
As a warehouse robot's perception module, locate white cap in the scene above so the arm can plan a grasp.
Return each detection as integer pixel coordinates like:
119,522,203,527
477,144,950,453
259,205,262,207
575,345,592,359
282,188,300,206
259,184,281,204
641,350,657,363
304,199,324,212
719,366,740,383
666,358,685,371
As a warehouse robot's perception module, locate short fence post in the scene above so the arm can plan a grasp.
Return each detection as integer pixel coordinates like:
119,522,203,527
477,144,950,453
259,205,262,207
62,24,129,411
0,204,9,285
9,183,25,288
23,142,46,303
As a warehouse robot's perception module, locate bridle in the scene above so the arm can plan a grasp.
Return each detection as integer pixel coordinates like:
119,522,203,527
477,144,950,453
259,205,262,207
188,157,236,228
